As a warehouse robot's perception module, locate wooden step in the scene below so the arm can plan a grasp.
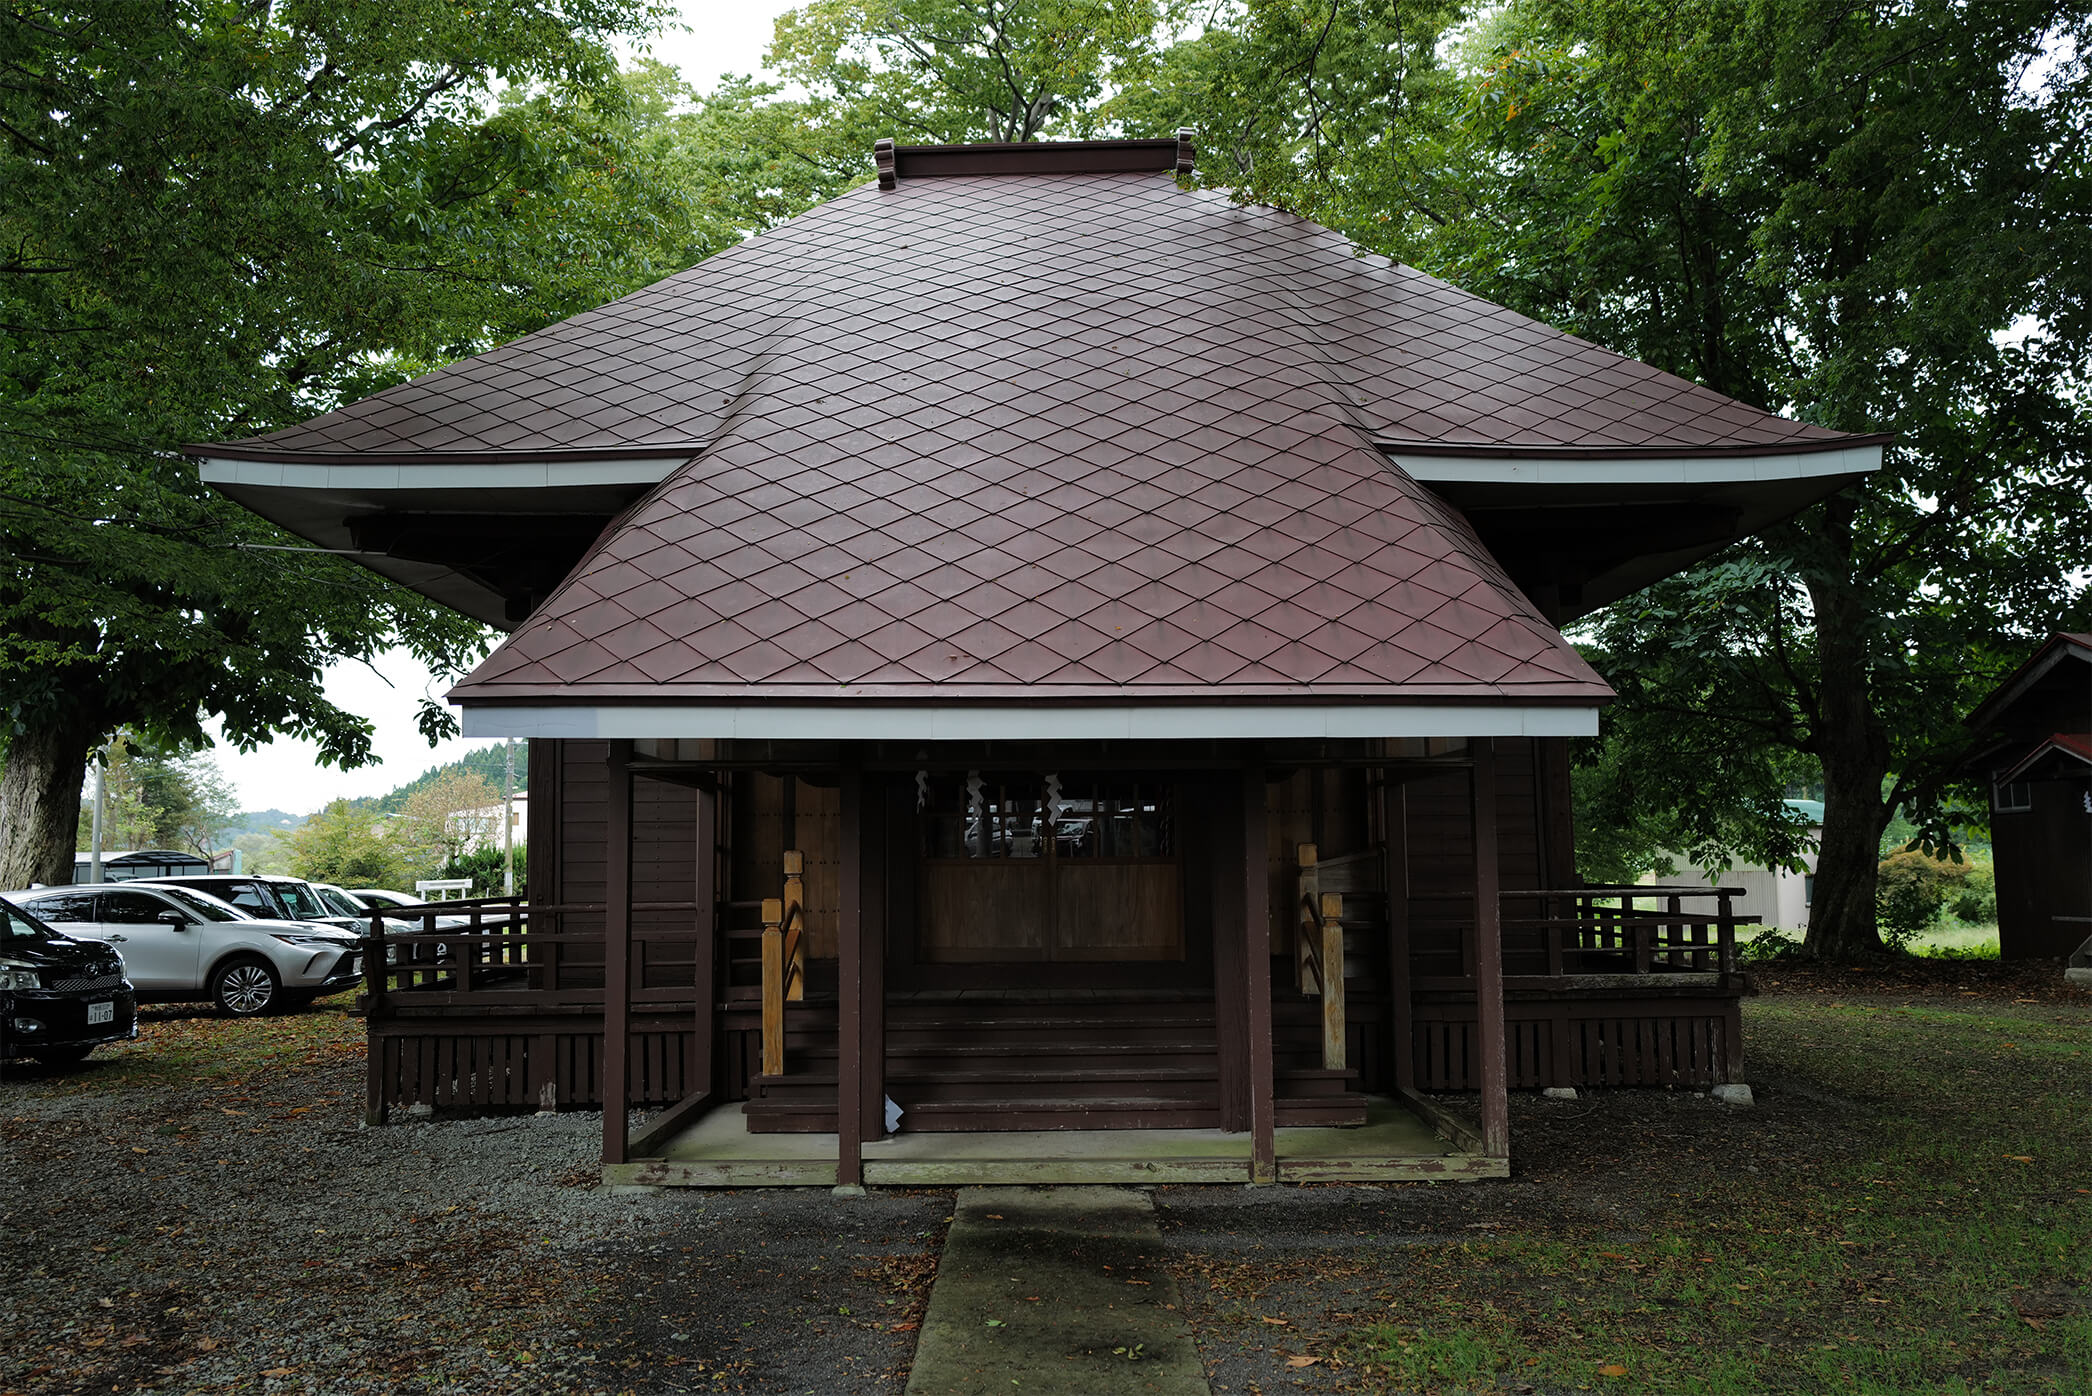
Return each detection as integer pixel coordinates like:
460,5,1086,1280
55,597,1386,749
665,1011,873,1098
900,1097,1222,1132
1275,1094,1370,1127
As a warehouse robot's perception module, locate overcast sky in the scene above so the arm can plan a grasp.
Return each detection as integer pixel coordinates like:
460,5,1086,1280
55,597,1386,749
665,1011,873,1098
206,2,804,815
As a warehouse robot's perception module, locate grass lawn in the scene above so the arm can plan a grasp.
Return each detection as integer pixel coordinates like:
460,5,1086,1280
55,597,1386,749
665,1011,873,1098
1738,924,2004,958
1359,987,2090,1393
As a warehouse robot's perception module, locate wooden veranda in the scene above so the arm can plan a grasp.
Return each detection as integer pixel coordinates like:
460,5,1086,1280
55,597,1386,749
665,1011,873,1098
355,736,1751,1187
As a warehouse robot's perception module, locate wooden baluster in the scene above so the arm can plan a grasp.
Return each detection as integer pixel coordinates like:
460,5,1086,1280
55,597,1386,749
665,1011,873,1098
458,900,477,995
761,897,785,1076
1634,912,1654,975
1296,844,1320,994
1547,892,1565,977
1666,894,1682,971
782,851,806,1002
1320,892,1345,1069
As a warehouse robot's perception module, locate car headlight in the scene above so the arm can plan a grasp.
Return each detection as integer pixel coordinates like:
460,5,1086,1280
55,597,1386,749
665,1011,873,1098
270,933,345,947
0,964,43,991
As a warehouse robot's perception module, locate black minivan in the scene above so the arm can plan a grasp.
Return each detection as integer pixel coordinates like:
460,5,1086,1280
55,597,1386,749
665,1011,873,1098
1,895,138,1066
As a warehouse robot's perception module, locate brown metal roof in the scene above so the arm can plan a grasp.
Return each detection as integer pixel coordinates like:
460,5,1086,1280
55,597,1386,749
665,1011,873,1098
447,165,1618,708
192,166,1861,466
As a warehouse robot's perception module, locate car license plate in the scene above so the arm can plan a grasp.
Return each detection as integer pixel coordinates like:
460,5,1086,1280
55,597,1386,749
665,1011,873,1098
87,1000,114,1025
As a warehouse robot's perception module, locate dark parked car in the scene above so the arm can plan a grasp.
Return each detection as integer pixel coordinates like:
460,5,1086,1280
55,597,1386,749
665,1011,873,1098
1,895,138,1065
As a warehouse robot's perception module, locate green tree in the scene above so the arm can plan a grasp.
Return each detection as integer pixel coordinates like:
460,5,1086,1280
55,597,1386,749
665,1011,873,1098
1153,0,2092,957
769,0,1170,143
397,769,500,873
77,744,238,855
0,0,699,889
280,800,414,889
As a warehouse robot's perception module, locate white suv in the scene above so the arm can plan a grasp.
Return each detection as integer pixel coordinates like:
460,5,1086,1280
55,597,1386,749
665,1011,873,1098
6,882,362,1017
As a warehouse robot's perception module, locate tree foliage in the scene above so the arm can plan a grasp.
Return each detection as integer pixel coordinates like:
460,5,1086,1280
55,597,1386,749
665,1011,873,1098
1143,0,2092,957
0,0,789,888
771,0,1172,142
74,742,238,856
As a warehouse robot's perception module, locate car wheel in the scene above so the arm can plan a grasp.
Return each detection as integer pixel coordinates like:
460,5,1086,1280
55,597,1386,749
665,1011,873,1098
28,1043,93,1066
211,956,281,1017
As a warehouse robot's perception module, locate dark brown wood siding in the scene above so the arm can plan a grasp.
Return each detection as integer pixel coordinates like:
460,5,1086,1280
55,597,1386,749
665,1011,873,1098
1994,778,2092,959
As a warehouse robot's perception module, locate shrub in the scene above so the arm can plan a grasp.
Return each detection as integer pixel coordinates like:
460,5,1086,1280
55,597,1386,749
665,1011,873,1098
439,843,526,898
1948,863,1997,924
1876,849,1969,948
1738,927,1805,964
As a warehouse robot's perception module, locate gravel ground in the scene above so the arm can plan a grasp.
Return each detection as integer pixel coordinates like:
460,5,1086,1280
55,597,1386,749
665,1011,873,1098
22,973,2065,1395
0,1002,948,1396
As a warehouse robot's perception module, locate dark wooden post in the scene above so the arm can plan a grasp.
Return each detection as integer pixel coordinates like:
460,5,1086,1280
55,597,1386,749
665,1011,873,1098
858,773,887,1154
1380,777,1415,1094
602,739,634,1166
1242,756,1277,1184
836,750,866,1191
1471,738,1510,1160
692,783,718,1099
363,908,387,1126
1211,776,1250,1133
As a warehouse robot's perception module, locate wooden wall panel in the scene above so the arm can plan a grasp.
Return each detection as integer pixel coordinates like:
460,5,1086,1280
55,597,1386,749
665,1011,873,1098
732,774,841,958
1399,740,1550,976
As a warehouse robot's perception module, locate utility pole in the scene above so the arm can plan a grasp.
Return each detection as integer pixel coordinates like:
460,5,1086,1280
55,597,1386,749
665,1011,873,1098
502,739,516,898
88,746,106,885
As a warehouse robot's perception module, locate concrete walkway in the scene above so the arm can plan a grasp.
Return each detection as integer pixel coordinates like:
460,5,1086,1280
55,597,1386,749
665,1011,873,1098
905,1186,1209,1396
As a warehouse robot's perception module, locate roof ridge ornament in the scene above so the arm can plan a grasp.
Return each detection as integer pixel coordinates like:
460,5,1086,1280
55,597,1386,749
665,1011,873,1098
1176,128,1195,175
875,137,897,190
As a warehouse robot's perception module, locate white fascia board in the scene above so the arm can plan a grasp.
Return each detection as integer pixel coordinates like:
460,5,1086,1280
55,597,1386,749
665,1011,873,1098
1387,443,1883,485
197,456,689,492
460,703,1601,742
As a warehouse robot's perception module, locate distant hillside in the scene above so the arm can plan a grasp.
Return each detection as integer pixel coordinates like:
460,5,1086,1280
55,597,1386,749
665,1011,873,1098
226,808,307,836
354,742,528,815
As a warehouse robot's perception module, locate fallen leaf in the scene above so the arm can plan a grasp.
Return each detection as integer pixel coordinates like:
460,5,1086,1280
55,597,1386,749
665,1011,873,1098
1260,1316,1290,1326
985,1213,1003,1220
196,1338,221,1351
1599,1363,1629,1378
984,1319,1006,1328
261,1366,296,1377
1285,1355,1320,1368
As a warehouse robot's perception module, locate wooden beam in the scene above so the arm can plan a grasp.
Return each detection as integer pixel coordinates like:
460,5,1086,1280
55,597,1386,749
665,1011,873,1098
1243,756,1277,1185
836,751,865,1189
602,738,634,1167
782,849,806,1001
1471,738,1510,1160
1320,891,1346,1070
760,899,784,1077
1295,843,1320,993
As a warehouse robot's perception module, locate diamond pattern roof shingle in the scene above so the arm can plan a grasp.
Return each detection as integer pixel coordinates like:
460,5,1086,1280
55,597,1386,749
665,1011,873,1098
442,169,1615,706
199,173,1853,464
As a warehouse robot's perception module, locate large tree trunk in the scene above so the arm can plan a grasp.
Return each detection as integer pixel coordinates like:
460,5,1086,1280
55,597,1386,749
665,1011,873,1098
0,716,94,889
1802,556,1892,960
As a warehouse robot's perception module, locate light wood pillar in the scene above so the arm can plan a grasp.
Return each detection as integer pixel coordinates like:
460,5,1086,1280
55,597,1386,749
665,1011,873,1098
1471,738,1510,1159
1242,756,1277,1184
602,739,634,1166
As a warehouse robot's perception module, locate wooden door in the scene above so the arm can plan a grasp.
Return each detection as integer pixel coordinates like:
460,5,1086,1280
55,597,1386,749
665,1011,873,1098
917,772,1182,962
